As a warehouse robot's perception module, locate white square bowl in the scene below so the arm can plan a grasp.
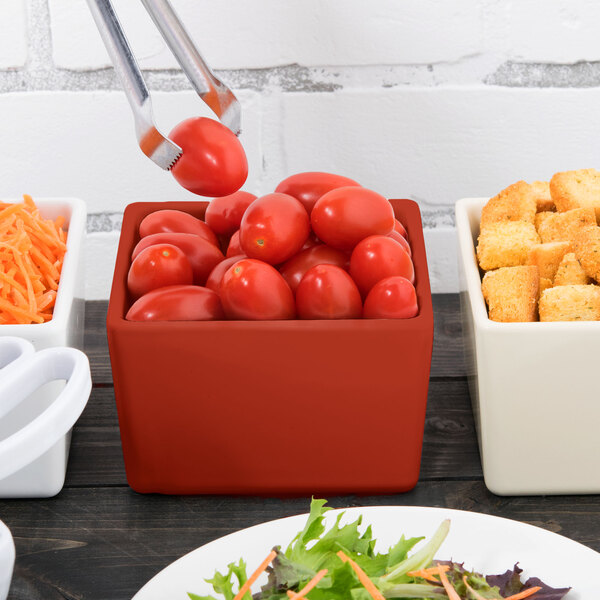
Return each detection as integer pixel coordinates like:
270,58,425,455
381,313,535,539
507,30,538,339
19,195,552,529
0,197,86,497
456,197,600,495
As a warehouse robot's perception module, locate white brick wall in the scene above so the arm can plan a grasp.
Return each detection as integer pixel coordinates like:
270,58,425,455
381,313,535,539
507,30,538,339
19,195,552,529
49,0,484,70
0,3,27,68
2,0,600,297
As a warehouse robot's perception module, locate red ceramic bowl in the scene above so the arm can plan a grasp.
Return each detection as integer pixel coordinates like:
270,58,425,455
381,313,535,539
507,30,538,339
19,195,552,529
106,199,433,495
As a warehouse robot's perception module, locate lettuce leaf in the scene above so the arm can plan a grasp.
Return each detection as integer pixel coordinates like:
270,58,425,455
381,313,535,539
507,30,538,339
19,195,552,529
189,499,571,600
486,564,571,599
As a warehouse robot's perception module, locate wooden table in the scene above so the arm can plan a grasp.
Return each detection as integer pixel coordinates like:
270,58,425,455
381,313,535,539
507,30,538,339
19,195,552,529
1,296,598,600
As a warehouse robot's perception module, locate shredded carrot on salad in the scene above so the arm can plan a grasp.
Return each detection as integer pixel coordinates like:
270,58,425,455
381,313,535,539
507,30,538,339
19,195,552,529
232,550,277,600
0,194,67,324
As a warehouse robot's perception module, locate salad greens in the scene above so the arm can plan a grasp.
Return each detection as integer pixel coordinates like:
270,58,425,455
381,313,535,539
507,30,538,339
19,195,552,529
189,499,570,600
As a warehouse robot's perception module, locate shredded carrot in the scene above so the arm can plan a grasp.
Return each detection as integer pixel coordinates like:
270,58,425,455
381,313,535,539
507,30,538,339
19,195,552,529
336,551,385,600
504,587,542,600
0,195,66,324
232,550,277,600
286,569,328,600
408,564,450,583
438,569,461,600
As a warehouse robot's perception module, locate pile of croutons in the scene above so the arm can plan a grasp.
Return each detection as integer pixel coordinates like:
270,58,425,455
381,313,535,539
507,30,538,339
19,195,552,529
477,168,600,322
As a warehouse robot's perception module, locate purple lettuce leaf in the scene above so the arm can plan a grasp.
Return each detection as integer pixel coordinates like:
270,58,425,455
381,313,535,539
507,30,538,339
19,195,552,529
486,563,571,600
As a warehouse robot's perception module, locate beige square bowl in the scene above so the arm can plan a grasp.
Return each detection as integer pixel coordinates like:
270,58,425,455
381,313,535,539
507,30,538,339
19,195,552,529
456,197,600,495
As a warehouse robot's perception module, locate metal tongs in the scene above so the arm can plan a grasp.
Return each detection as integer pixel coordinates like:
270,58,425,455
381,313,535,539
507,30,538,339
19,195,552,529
86,0,241,170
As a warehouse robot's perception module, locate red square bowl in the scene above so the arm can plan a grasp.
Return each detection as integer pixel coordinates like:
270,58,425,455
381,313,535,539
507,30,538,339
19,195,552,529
106,199,433,495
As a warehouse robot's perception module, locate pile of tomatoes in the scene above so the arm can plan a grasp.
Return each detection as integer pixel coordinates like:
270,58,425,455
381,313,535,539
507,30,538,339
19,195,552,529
126,172,418,321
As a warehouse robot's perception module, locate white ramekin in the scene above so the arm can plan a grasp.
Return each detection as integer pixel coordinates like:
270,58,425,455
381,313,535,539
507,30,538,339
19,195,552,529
456,197,600,495
0,197,87,497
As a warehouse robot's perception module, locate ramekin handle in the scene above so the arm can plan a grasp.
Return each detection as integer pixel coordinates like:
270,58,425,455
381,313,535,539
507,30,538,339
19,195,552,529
0,347,92,481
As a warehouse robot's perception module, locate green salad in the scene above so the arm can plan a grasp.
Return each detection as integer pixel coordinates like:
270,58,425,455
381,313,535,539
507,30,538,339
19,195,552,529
189,499,569,600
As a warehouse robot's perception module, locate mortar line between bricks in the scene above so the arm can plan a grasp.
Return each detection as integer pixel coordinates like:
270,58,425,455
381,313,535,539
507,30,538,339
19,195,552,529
5,54,600,94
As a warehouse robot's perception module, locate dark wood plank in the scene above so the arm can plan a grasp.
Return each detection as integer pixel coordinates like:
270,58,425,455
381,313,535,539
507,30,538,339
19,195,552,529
431,293,465,378
421,378,482,480
2,484,598,600
64,379,480,488
84,300,112,385
65,387,126,487
85,295,467,385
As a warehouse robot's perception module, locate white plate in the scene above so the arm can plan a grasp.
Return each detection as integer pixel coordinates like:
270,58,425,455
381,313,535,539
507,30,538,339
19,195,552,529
133,506,599,599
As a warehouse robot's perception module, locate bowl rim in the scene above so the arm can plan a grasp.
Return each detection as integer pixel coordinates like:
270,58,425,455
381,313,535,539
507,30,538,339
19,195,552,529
0,197,86,332
455,196,600,330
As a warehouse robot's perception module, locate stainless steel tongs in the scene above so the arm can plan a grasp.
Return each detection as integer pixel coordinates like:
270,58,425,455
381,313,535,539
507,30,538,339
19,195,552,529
86,0,241,170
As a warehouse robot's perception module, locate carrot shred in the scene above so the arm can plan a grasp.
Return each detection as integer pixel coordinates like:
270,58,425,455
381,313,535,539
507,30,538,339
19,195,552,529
286,569,328,600
408,564,450,582
438,569,461,600
0,195,67,324
232,550,277,600
504,587,542,600
336,551,385,600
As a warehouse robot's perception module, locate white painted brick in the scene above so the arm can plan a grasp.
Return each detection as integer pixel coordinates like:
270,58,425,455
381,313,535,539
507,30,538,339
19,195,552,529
278,87,600,206
0,90,262,213
50,0,483,71
49,0,175,71
84,232,120,300
423,228,458,294
508,0,600,63
0,1,27,68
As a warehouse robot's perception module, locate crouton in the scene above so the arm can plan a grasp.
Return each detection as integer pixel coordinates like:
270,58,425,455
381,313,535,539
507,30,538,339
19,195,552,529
480,181,537,228
535,211,554,234
477,221,540,271
531,180,555,212
536,207,596,244
539,284,600,321
539,277,553,294
550,168,600,222
482,266,539,322
573,226,600,283
554,253,590,286
526,241,572,282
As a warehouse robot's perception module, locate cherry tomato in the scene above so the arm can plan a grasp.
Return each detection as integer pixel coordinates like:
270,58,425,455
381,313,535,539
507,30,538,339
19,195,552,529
126,285,224,321
350,235,415,296
311,187,395,250
394,218,408,239
169,117,247,197
388,229,412,256
127,243,193,298
132,232,224,285
204,191,257,236
138,209,218,247
296,265,362,319
274,172,361,214
220,259,295,320
301,231,321,250
240,193,310,264
205,254,246,293
226,230,243,257
279,244,349,293
363,276,418,319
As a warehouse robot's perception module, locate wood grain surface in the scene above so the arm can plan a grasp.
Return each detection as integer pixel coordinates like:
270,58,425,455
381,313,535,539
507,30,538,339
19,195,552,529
0,296,597,600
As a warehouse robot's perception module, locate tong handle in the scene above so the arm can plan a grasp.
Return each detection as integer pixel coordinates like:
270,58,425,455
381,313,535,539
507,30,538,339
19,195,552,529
86,0,150,135
141,0,241,135
141,0,214,96
86,0,182,169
